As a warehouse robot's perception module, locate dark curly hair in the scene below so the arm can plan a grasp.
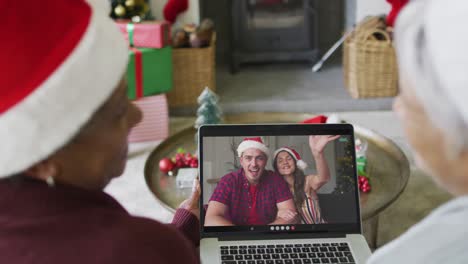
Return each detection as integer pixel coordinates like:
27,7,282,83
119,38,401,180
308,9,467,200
273,151,306,211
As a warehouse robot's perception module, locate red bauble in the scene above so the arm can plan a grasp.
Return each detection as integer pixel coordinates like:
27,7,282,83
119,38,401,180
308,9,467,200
362,181,369,189
175,159,184,169
362,185,371,193
159,158,175,173
190,159,198,168
175,153,184,162
184,153,192,167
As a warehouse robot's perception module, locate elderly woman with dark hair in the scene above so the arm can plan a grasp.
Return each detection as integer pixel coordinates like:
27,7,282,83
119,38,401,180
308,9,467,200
367,0,468,263
0,1,200,263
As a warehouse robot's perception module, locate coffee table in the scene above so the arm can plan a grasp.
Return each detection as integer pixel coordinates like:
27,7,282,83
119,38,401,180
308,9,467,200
144,113,410,249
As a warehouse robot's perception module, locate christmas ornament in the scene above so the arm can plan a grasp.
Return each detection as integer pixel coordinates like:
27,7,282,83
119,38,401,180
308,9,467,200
159,148,198,175
159,157,175,174
355,138,371,193
114,4,126,17
358,175,371,193
109,0,152,21
125,0,135,8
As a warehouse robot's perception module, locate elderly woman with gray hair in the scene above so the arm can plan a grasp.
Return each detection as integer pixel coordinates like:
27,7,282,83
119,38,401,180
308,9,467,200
367,0,468,263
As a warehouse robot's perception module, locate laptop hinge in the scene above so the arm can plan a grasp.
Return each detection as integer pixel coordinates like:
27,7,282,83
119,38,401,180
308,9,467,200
218,232,346,241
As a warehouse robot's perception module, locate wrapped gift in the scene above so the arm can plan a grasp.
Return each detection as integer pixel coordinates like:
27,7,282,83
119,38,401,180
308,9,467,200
356,156,367,176
355,138,368,176
127,46,173,99
128,94,169,142
116,21,171,48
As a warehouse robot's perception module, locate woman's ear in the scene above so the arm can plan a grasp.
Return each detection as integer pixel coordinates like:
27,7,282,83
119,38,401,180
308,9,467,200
24,159,58,182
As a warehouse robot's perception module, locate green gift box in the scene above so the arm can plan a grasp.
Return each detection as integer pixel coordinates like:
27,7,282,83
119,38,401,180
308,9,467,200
127,46,173,99
356,156,367,176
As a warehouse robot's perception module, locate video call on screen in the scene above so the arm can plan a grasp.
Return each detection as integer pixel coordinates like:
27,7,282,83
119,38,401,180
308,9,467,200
202,135,358,228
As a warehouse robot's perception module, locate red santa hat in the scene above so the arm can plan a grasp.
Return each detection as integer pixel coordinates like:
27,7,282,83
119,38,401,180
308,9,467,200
273,147,308,171
237,137,269,158
0,0,128,178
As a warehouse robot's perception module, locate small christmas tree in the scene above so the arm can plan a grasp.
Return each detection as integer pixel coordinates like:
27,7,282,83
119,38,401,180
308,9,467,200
332,136,356,194
109,0,153,21
194,87,223,142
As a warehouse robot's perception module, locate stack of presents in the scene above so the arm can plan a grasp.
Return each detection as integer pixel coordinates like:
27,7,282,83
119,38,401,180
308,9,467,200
115,21,172,142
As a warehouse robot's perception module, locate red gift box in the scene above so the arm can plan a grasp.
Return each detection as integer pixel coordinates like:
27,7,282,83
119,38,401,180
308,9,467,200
128,94,169,142
116,21,171,49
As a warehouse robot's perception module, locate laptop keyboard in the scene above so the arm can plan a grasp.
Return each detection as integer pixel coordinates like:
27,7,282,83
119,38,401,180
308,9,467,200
220,242,355,264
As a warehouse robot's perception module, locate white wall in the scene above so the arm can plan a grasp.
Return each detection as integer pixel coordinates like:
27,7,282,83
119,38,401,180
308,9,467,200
150,0,200,24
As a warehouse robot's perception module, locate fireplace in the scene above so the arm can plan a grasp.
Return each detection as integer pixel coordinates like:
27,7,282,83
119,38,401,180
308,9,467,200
199,0,346,73
230,0,318,72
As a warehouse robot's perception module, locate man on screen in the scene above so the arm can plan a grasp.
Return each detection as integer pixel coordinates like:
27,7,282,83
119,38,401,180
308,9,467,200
205,137,298,226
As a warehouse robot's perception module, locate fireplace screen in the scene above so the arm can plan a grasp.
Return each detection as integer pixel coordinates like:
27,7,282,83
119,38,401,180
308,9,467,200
246,0,306,29
230,0,318,72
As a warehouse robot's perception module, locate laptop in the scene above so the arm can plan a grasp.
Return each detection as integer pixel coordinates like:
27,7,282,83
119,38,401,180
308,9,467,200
199,124,371,264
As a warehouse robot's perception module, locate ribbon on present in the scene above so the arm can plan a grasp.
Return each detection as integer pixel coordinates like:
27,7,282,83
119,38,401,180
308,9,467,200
130,47,144,99
127,23,135,47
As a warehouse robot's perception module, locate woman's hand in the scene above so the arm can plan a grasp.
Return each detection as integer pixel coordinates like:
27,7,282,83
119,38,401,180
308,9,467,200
309,135,340,156
178,179,201,220
277,209,298,224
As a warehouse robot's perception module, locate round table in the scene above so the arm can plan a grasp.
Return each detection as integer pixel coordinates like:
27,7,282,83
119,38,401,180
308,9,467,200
144,113,410,249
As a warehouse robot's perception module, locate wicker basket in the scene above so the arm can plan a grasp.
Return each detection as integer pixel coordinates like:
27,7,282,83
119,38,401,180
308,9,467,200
167,33,216,107
343,20,398,98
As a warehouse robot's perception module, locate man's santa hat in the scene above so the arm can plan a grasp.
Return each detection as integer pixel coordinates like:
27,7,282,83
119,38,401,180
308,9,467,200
273,147,308,171
237,137,269,158
0,0,128,178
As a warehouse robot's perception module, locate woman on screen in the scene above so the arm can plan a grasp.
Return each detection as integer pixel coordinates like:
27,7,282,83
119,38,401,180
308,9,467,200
273,135,339,224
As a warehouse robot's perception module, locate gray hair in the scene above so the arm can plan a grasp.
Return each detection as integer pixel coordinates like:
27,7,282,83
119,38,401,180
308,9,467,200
394,0,468,159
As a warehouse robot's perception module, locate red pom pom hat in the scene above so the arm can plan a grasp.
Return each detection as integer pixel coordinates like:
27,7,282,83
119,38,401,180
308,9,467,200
0,0,128,177
237,137,269,158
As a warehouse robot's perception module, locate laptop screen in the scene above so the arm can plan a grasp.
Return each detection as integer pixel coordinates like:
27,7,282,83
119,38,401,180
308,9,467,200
199,124,361,237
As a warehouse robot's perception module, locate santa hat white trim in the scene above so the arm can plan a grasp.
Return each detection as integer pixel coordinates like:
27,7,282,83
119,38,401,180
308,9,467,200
0,1,128,178
237,138,269,158
274,147,308,171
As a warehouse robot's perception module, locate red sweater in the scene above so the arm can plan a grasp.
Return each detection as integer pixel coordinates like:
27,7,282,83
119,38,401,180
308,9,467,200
0,176,200,264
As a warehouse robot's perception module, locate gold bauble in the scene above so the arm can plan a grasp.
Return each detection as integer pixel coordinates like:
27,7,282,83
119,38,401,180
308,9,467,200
114,4,126,17
125,0,135,8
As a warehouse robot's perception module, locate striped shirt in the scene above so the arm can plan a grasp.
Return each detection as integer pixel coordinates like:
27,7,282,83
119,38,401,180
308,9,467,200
300,194,326,224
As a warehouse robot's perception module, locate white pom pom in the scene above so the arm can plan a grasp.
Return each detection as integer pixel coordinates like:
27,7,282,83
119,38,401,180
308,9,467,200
296,160,308,171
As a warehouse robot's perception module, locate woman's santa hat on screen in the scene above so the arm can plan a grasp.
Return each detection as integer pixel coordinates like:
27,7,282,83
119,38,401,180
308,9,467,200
237,137,269,158
0,0,128,178
274,147,308,171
